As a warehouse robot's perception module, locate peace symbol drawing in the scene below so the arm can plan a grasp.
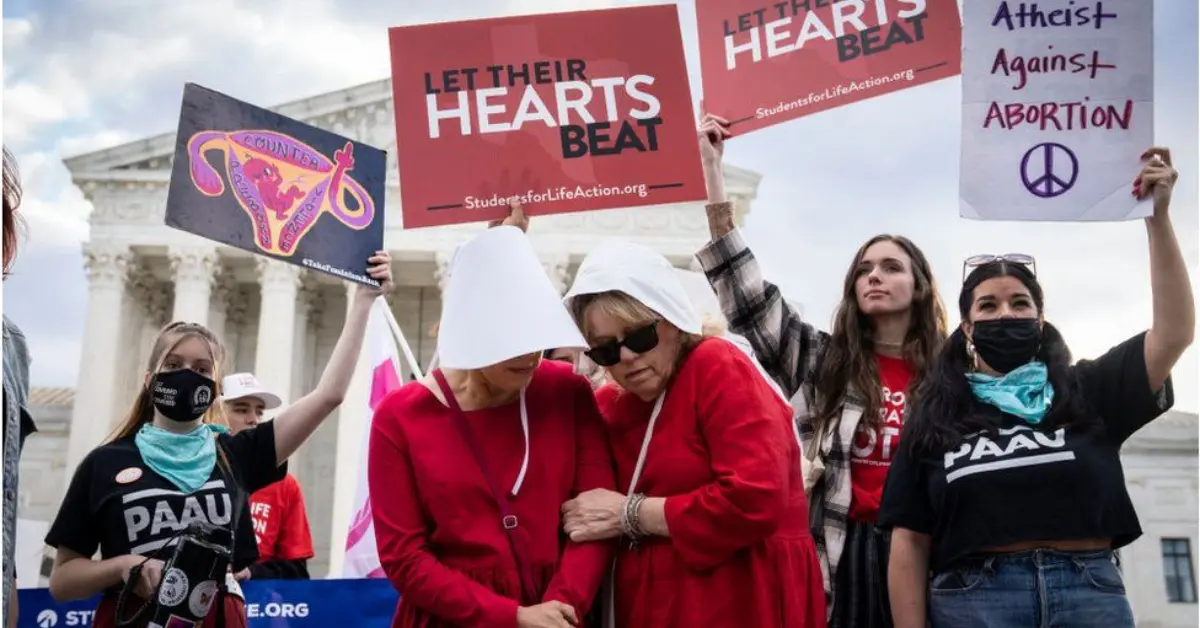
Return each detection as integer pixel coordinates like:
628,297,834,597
1020,142,1079,199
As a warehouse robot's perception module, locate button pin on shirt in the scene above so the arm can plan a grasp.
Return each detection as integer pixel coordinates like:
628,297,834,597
116,467,144,484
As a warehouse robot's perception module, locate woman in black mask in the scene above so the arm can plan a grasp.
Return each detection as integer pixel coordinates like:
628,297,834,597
879,148,1194,627
44,253,392,628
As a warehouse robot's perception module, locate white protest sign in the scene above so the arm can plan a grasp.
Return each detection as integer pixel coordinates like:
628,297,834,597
960,1,1153,221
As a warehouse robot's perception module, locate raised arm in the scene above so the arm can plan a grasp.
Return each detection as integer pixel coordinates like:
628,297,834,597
1138,147,1194,388
692,115,825,398
272,252,392,465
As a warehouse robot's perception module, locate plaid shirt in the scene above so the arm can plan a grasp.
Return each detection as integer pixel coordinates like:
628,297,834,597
695,223,866,608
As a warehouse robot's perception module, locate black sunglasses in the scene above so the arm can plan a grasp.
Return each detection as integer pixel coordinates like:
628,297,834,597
584,321,660,367
962,253,1036,283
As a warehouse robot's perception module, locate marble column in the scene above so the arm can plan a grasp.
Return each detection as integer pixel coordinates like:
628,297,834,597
169,246,217,326
63,244,132,492
434,250,454,295
291,280,319,403
540,252,571,295
287,280,320,505
128,266,173,385
208,265,238,344
254,259,302,410
327,283,375,577
223,285,251,373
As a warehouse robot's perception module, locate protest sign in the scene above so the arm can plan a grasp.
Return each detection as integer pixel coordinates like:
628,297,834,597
166,83,387,286
696,0,961,135
388,4,706,229
18,579,400,628
960,1,1153,221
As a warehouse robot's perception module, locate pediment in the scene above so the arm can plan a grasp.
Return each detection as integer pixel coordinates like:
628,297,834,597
64,76,763,207
63,78,396,176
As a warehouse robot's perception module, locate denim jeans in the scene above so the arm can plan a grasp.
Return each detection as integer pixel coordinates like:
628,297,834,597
928,548,1134,627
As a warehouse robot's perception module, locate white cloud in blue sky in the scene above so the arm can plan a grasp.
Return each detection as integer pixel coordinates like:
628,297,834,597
3,0,1197,410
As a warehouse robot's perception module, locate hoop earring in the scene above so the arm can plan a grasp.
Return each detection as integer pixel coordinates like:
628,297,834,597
966,342,980,372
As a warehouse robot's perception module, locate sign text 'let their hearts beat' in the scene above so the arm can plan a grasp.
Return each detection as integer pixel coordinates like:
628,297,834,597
389,5,705,229
696,0,962,136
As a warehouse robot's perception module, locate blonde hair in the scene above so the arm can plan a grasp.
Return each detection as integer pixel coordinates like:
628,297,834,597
107,321,229,443
569,291,709,389
700,314,728,337
571,291,658,340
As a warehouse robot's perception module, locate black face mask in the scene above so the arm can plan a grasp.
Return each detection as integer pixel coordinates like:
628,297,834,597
151,369,216,422
970,318,1041,374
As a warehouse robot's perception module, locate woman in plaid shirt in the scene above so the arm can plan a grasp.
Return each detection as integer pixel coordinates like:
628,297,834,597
693,112,949,627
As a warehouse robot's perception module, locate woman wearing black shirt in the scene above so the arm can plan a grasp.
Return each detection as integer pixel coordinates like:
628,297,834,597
879,147,1194,627
44,253,392,628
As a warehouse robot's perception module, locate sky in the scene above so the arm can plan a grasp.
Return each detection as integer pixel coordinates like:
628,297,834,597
3,0,1198,412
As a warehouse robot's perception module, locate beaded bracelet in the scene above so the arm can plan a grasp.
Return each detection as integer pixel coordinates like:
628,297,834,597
621,493,648,539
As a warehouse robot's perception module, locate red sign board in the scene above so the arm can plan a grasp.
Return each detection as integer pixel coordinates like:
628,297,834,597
389,5,706,229
697,0,962,136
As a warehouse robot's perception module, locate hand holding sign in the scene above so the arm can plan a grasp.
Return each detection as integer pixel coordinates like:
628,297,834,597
1133,147,1178,218
698,101,732,204
697,102,732,165
121,555,166,601
355,250,394,302
488,202,529,233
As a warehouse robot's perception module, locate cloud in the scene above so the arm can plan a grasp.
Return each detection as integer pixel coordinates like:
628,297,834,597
2,0,1197,412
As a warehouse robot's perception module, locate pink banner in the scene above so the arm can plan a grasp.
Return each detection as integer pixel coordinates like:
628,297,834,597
341,301,404,578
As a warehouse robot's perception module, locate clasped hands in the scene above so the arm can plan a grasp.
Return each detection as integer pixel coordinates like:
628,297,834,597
561,488,628,543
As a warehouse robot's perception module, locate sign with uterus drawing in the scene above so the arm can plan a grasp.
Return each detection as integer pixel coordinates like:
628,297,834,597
165,83,387,286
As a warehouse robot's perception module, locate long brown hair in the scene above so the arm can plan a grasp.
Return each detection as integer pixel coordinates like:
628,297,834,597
3,147,23,279
107,321,229,443
813,235,948,433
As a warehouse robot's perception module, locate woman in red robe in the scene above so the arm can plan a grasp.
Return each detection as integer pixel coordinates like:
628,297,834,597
561,239,826,627
369,207,617,628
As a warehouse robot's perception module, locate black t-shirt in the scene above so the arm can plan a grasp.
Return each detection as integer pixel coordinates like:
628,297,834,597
45,425,287,576
878,332,1174,573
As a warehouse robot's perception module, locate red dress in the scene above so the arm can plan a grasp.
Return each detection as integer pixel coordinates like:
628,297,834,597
596,338,826,627
369,360,617,628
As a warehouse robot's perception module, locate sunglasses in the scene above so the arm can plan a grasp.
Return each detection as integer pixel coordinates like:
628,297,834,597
584,321,660,367
962,253,1036,283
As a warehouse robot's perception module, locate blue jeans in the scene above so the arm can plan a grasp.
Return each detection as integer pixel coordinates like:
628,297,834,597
928,549,1134,627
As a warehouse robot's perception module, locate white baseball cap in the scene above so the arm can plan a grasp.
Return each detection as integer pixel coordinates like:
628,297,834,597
219,372,283,410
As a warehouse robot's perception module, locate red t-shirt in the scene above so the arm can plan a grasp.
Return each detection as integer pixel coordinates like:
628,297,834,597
249,473,314,562
848,353,913,523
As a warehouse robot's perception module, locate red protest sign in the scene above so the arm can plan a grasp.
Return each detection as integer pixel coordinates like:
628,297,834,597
697,0,961,135
389,5,706,229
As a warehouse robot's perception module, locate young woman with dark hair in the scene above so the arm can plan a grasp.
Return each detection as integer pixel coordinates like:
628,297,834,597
880,149,1193,627
3,146,34,628
694,112,949,626
44,254,392,628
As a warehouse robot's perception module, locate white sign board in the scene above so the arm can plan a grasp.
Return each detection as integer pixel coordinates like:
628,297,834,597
960,1,1153,221
16,518,49,588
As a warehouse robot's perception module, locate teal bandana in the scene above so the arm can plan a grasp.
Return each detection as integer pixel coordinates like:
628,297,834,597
966,361,1055,425
134,423,229,493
